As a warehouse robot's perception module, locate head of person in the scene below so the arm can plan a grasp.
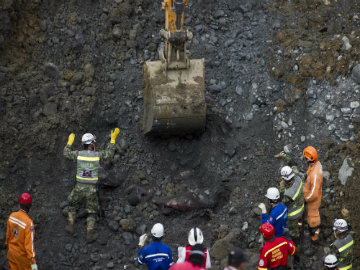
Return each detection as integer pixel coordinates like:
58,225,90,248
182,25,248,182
280,166,295,186
188,227,204,246
333,219,348,238
188,244,205,267
151,223,164,241
227,247,247,270
265,187,280,205
260,223,275,241
303,146,318,164
324,254,338,270
82,133,96,150
19,193,32,212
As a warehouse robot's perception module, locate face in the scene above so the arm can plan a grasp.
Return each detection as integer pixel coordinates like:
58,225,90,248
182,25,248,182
238,262,245,270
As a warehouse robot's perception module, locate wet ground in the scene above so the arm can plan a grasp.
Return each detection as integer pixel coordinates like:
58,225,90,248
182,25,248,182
0,0,359,269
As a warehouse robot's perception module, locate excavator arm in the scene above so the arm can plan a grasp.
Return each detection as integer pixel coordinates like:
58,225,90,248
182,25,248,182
159,0,192,70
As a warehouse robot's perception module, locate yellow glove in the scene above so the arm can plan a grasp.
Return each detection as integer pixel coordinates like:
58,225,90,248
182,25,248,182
110,128,120,144
67,133,75,146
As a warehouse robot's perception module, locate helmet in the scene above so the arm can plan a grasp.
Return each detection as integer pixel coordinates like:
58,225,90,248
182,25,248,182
303,146,318,162
333,219,348,232
82,133,96,145
151,223,164,238
260,223,275,240
19,193,32,205
280,166,295,181
324,254,338,268
188,227,204,246
265,187,280,201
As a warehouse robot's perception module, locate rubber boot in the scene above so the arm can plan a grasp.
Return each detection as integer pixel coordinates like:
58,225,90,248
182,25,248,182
86,215,98,243
65,212,75,235
311,227,320,243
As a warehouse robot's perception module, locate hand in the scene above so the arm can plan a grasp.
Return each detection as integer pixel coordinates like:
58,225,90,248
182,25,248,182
67,133,75,146
138,233,148,247
110,128,120,144
258,203,267,214
31,264,38,270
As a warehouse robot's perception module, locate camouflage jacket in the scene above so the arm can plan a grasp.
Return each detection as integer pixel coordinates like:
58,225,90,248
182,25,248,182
63,143,116,163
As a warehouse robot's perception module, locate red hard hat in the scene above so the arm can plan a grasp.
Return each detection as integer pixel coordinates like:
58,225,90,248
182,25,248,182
19,193,32,204
260,223,275,240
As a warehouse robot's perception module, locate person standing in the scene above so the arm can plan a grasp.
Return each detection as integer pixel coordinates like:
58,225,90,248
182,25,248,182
258,187,288,237
177,227,211,268
303,146,323,242
258,223,297,270
63,128,120,242
170,244,206,270
6,193,38,270
329,219,354,270
138,223,173,270
223,247,246,270
279,166,305,241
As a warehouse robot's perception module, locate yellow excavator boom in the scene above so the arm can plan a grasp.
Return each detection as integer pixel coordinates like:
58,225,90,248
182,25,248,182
142,0,206,135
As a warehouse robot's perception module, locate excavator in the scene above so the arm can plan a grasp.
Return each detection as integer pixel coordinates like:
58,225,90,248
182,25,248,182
142,0,206,135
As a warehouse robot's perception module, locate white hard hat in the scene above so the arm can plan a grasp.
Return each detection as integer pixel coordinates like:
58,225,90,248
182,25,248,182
280,166,295,181
265,187,280,201
324,254,338,268
82,133,96,144
333,219,348,232
151,223,164,238
188,227,204,246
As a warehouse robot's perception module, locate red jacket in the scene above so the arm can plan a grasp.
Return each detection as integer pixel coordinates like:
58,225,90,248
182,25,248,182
170,261,205,270
258,237,296,270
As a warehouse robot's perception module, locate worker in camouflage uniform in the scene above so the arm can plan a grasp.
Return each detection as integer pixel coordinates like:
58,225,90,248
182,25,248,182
279,166,305,242
64,128,120,242
329,219,354,270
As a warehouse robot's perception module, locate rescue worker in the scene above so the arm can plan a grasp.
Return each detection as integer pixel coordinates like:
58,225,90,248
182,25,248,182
6,193,38,270
324,254,339,270
138,223,173,270
258,187,288,237
170,244,206,270
64,128,120,242
329,219,354,270
279,166,305,242
223,247,247,270
177,227,211,268
303,146,323,242
258,223,297,270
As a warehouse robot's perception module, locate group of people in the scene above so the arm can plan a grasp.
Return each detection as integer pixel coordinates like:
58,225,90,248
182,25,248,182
137,223,246,270
3,135,354,270
257,146,354,270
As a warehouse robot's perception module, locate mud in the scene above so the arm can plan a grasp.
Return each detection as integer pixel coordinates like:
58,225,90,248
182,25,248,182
0,0,360,269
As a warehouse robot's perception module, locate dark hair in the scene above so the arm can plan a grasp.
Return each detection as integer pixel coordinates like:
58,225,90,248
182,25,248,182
20,203,31,212
188,244,205,267
228,247,246,267
152,236,162,242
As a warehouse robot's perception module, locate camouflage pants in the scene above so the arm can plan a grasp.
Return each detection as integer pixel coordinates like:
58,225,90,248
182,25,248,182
67,182,99,214
288,218,301,239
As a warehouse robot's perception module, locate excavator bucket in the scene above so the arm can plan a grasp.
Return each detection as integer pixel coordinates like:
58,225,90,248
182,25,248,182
142,59,206,135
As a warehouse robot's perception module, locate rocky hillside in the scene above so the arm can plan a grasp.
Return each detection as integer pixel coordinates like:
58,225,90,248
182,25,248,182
0,0,359,269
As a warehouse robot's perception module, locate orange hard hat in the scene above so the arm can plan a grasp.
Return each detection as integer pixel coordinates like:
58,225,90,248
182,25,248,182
303,146,318,162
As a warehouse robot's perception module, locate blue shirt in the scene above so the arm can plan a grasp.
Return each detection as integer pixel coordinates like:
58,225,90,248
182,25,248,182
261,202,288,237
138,241,173,270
